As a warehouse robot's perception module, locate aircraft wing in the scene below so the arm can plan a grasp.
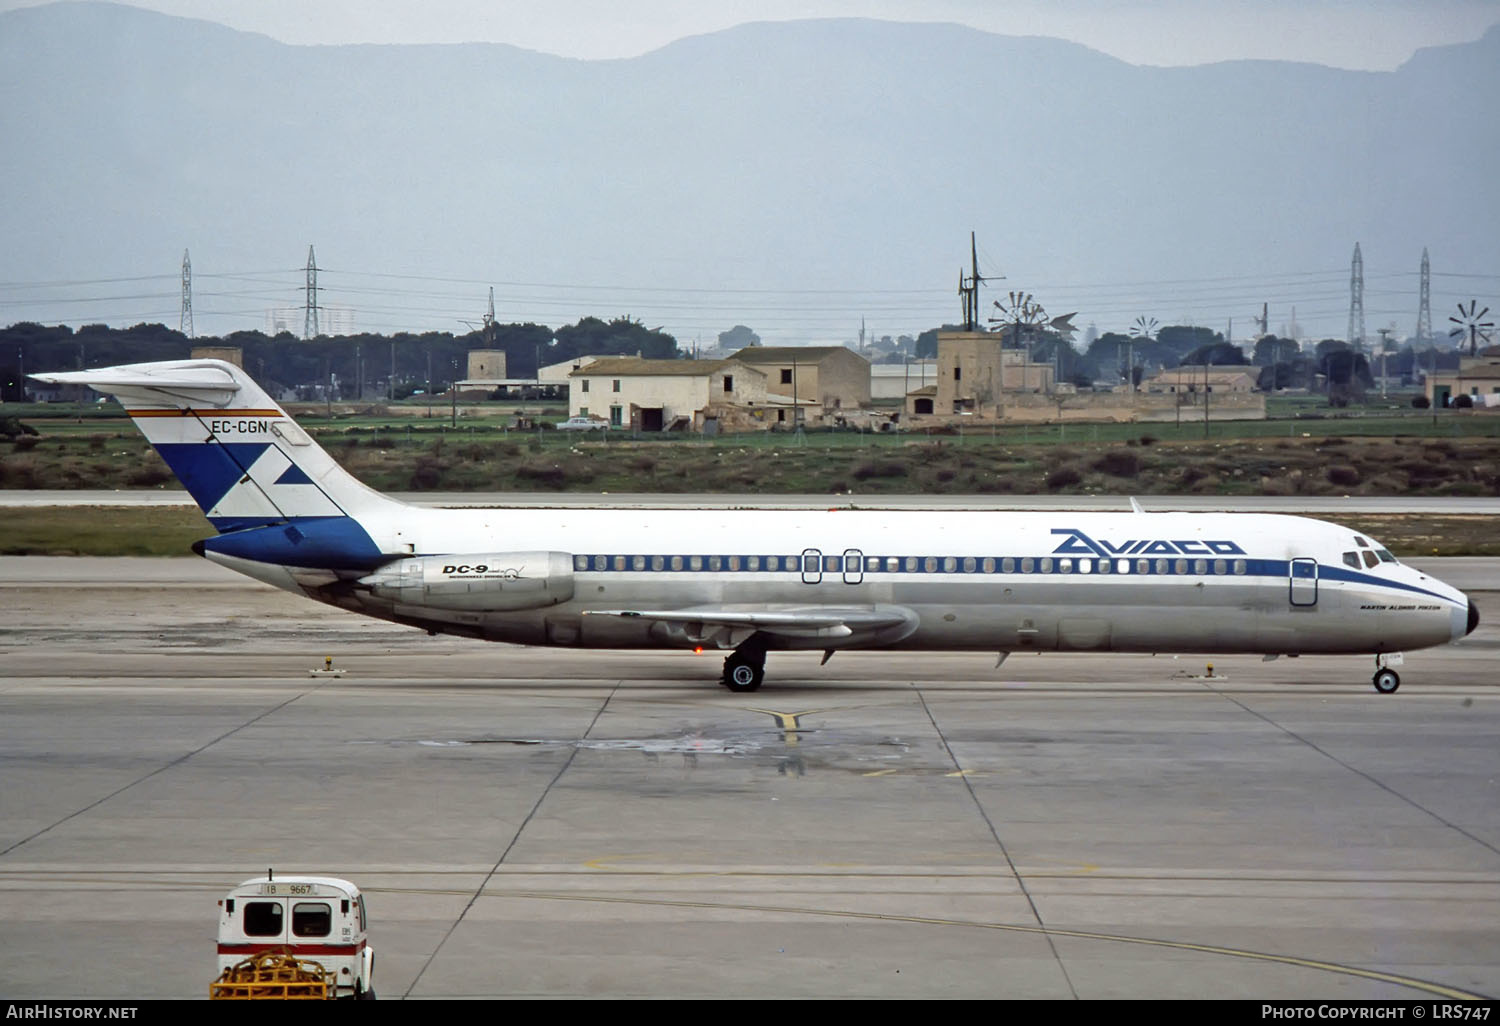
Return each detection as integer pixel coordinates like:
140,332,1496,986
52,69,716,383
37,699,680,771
583,605,917,640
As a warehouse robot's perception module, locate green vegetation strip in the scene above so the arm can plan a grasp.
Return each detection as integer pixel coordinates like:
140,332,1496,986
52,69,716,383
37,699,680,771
2,507,213,557
3,506,1498,558
8,426,1500,497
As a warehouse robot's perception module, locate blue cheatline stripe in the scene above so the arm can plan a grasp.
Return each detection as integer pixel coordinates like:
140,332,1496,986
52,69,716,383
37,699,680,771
200,516,385,571
154,441,272,513
560,553,1459,605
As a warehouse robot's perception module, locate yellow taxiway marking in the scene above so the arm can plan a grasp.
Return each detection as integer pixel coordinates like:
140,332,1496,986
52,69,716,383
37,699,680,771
744,708,825,746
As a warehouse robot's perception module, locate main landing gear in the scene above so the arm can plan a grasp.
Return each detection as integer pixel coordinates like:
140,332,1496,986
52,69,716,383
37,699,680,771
721,636,769,693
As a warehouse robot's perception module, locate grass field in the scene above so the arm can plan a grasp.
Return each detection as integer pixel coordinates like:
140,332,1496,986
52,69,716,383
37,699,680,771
8,417,1499,497
4,401,1500,555
0,506,213,556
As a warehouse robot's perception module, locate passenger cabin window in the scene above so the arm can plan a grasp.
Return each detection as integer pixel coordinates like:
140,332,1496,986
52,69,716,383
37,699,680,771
243,901,284,937
292,902,332,938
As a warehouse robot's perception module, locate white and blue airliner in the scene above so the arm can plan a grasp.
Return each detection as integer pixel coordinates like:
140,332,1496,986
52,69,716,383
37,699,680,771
33,359,1478,693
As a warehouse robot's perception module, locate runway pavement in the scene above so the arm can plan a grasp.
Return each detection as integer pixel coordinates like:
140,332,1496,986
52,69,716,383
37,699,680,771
0,558,1496,1000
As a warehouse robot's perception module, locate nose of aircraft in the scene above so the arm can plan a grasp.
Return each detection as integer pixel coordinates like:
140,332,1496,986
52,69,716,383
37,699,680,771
1468,599,1480,637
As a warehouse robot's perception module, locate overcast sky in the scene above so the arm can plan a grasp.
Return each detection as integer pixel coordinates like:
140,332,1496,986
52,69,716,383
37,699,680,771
7,0,1500,69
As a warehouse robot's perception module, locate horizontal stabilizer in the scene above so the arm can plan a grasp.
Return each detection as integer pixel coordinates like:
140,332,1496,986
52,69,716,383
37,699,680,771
30,363,243,407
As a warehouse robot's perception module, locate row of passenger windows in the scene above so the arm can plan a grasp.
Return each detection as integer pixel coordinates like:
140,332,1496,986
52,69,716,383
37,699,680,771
572,553,1254,576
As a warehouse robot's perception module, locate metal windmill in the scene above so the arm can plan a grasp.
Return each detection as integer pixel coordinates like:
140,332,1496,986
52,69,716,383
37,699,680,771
1448,300,1494,357
1125,316,1158,391
990,291,1048,348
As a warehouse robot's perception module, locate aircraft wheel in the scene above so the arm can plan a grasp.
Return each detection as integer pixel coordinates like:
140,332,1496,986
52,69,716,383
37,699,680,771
1372,668,1400,694
723,657,764,693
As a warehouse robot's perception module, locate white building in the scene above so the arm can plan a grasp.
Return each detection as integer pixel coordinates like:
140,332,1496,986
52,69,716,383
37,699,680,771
570,356,776,431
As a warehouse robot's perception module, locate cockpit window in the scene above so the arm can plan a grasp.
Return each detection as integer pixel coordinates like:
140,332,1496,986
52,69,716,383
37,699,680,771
1361,550,1379,569
1354,536,1370,548
1342,551,1360,569
1376,549,1397,564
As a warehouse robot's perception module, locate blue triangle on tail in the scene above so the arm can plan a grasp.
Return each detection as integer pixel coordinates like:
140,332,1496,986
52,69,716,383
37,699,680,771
275,463,315,486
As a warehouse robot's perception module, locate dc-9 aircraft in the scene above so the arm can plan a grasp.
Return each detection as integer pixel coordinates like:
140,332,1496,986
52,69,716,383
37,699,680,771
32,359,1477,693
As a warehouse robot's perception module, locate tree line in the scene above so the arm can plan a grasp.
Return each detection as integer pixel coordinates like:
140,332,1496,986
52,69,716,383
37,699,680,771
0,316,681,401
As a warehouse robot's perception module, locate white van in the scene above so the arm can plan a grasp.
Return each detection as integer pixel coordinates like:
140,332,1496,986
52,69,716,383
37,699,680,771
216,873,375,999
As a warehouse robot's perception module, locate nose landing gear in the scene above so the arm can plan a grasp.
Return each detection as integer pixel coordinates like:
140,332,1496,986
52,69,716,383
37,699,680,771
1372,664,1400,694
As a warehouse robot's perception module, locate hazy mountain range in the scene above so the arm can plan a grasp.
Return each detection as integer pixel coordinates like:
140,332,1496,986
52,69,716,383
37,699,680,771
2,1,1496,344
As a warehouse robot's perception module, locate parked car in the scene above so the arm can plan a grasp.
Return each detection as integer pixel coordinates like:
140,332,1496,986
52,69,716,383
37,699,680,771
557,416,609,431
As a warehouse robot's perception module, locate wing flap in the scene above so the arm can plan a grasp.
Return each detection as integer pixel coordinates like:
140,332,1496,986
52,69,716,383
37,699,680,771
583,606,917,641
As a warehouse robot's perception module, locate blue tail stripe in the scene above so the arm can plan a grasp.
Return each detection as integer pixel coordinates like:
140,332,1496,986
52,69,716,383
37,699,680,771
155,441,273,514
200,517,385,571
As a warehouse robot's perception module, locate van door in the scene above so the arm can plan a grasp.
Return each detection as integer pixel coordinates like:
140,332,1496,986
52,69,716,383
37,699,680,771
241,898,287,944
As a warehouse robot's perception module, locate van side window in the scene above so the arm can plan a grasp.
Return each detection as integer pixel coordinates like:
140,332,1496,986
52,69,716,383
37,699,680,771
292,902,333,938
243,901,284,937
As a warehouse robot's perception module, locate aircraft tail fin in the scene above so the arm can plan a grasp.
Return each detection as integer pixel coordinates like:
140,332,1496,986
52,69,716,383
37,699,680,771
29,359,406,537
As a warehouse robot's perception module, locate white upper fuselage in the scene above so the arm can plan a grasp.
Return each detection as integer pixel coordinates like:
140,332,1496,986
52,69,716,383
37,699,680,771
217,503,1470,657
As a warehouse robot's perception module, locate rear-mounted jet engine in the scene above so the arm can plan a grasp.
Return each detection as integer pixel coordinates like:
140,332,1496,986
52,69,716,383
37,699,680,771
359,551,574,611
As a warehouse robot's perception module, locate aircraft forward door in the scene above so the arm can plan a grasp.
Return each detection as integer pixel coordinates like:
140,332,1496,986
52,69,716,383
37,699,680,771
801,548,822,584
842,549,864,585
1289,557,1319,606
